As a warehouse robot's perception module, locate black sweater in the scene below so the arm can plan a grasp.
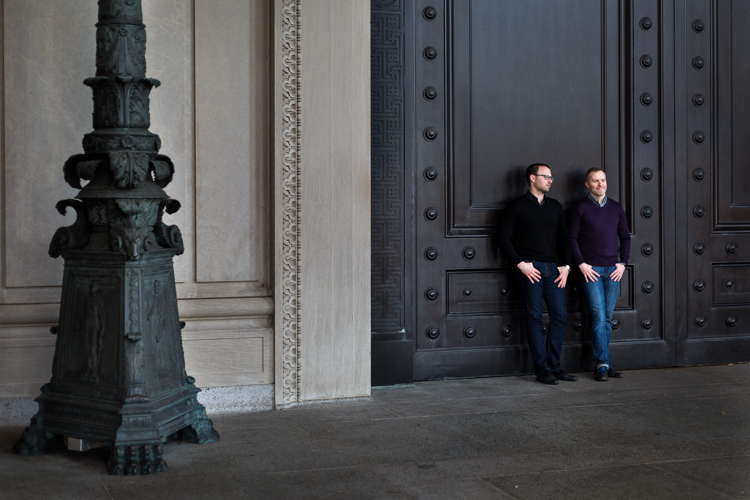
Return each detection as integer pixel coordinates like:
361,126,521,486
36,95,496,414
498,192,571,266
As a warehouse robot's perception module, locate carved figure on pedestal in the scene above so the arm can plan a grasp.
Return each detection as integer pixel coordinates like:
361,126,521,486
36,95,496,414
80,281,105,383
146,279,170,373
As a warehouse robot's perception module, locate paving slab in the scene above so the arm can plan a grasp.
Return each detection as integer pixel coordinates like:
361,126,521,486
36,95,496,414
514,395,750,446
106,467,409,500
649,456,750,499
299,410,589,466
143,425,353,475
393,478,514,500
209,399,400,431
484,464,735,500
363,439,735,486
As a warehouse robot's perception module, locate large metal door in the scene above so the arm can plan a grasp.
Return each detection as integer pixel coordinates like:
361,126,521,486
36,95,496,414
675,0,750,364
412,0,671,379
370,0,750,383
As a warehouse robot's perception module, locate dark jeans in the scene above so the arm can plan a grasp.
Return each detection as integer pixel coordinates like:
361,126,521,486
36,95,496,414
516,261,567,374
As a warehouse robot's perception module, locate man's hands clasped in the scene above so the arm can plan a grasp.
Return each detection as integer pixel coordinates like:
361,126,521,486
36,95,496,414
517,261,569,288
579,262,626,283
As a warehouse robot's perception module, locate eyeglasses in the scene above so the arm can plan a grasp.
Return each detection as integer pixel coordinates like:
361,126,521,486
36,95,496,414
534,174,554,181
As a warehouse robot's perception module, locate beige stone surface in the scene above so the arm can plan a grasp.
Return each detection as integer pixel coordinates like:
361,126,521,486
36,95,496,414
0,0,274,398
296,0,371,401
195,0,271,285
3,0,96,289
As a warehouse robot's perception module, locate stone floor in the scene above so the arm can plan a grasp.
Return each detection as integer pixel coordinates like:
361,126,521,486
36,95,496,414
1,364,750,499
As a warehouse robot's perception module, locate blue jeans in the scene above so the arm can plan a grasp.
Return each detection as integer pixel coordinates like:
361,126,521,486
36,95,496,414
516,262,567,374
580,266,619,369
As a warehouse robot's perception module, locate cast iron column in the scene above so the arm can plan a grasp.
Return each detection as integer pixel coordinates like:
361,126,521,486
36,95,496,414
13,0,219,475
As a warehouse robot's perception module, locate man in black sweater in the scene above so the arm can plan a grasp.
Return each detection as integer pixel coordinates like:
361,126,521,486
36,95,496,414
498,163,576,385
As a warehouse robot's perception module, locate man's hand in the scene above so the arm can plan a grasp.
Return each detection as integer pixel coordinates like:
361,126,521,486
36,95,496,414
579,263,600,283
611,263,626,282
518,261,541,283
555,266,569,288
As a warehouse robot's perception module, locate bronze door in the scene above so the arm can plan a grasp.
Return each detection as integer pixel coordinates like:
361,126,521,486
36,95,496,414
370,0,750,383
412,0,671,379
675,0,750,364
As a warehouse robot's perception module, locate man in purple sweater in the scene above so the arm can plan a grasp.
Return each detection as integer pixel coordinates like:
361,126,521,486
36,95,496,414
569,168,631,381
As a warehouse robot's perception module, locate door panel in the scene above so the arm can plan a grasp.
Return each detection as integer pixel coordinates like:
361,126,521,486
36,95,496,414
678,0,750,363
451,0,608,230
413,0,671,379
371,0,750,383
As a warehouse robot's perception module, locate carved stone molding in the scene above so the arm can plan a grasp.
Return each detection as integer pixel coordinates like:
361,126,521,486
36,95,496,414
280,0,301,405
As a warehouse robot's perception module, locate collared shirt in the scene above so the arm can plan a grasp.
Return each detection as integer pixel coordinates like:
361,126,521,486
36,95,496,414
588,193,608,207
525,190,546,205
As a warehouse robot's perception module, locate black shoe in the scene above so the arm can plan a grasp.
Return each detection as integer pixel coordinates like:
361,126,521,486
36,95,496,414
608,367,623,378
536,369,560,385
594,367,608,381
552,369,578,382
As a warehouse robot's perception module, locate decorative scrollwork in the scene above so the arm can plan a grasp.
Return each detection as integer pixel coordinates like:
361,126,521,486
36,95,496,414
280,0,302,405
49,200,91,258
150,155,174,188
153,200,184,255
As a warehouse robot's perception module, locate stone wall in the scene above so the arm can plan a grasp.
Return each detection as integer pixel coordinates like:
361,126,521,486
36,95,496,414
0,0,371,407
0,0,273,398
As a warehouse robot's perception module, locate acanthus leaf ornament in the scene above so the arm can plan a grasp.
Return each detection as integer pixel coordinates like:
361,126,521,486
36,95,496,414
109,151,150,188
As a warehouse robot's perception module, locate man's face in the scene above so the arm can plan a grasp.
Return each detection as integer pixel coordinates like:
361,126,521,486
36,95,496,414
585,171,607,198
531,166,553,193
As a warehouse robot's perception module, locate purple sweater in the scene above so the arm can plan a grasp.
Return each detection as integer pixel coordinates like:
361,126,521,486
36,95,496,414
568,196,631,267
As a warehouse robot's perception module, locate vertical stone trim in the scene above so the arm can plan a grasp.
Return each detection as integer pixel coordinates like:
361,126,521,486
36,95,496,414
279,0,301,405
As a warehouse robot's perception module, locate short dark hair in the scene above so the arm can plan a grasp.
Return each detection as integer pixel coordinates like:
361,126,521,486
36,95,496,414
526,163,549,186
585,167,605,182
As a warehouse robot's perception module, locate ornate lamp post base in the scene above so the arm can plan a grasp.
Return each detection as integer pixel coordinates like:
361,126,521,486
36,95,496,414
15,251,218,475
13,1,219,475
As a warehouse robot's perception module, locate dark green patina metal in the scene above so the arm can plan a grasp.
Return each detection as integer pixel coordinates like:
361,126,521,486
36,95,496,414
14,0,219,475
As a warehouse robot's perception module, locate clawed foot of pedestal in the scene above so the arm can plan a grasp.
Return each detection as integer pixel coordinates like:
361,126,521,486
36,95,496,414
107,442,168,476
170,417,220,444
13,426,64,455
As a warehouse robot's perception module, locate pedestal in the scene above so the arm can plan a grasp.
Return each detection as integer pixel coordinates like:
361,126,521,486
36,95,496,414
14,249,219,475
